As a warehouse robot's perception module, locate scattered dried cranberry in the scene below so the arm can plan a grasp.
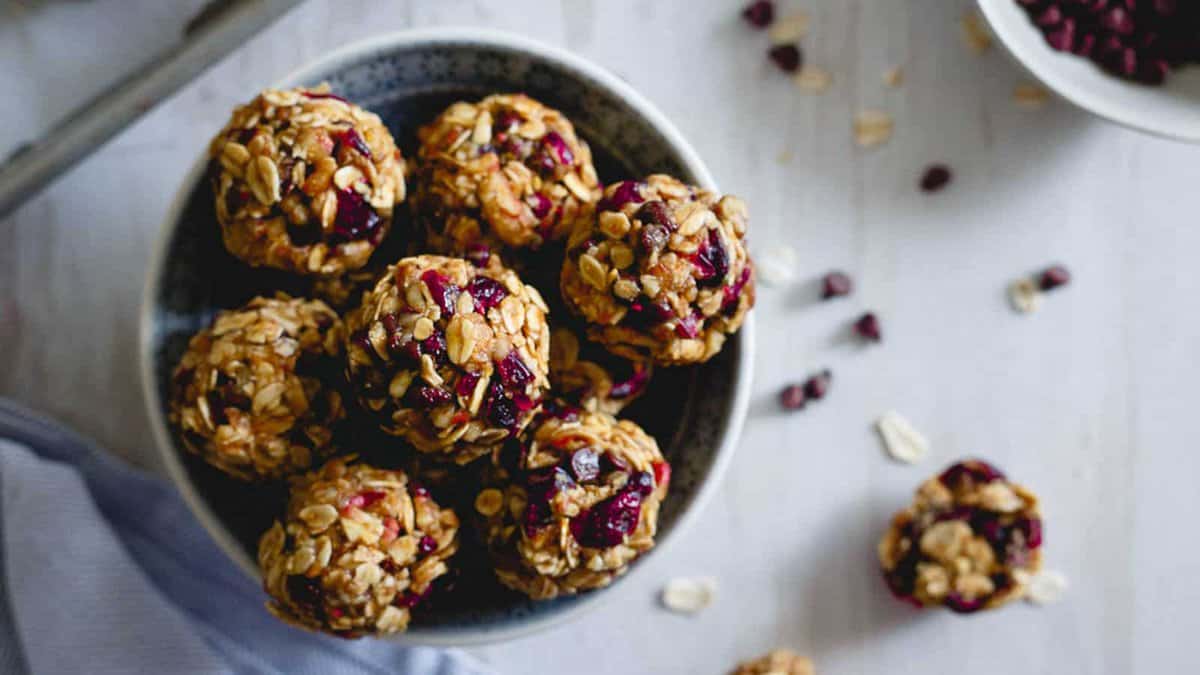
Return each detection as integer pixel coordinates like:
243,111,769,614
344,490,387,511
741,0,775,29
542,131,575,166
628,471,656,496
600,181,645,212
639,223,670,255
465,243,491,268
543,399,582,421
779,384,806,410
636,200,676,231
455,372,481,400
407,384,452,409
938,460,1007,487
331,188,382,243
674,311,702,338
528,192,553,219
625,299,675,328
496,351,534,388
420,270,461,317
820,271,853,299
484,381,518,430
333,128,372,159
574,491,644,548
418,535,438,555
609,364,650,399
691,229,730,285
854,312,882,342
569,448,601,482
652,461,671,491
919,165,953,192
802,370,832,400
1039,264,1071,291
768,44,803,73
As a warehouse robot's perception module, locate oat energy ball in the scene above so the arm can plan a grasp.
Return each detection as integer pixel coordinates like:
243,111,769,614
413,94,601,255
258,457,460,637
169,295,345,481
210,85,406,276
345,255,551,464
878,459,1044,614
475,408,670,599
549,326,652,415
561,175,755,365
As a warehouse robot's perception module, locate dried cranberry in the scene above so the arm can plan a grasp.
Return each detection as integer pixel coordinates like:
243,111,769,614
628,470,656,496
421,330,448,364
494,109,522,132
636,200,676,231
569,448,601,482
467,276,508,312
485,381,518,430
542,131,575,166
802,370,832,400
574,491,643,547
496,351,534,388
344,490,387,511
418,535,437,555
854,312,882,342
600,181,645,211
528,192,553,219
466,243,491,267
945,592,987,614
692,229,729,285
1039,264,1071,291
609,364,650,399
741,1,775,29
768,44,803,73
920,165,953,192
1017,517,1043,549
285,575,325,618
652,461,672,491
331,188,381,243
333,127,372,159
420,270,461,317
674,311,702,338
821,271,853,299
722,265,753,315
938,460,1007,487
779,384,806,410
303,90,347,102
625,299,675,329
456,371,481,399
407,384,452,409
639,224,670,255
543,399,581,421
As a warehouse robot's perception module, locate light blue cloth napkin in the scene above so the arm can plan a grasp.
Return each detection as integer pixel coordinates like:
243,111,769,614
0,399,493,675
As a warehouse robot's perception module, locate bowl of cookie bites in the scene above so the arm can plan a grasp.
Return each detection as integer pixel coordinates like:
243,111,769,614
140,29,756,644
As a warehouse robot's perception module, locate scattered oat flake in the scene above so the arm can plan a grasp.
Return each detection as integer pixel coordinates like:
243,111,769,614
768,12,809,44
660,576,718,615
1008,278,1042,314
756,245,797,286
882,65,904,88
961,13,993,55
1026,569,1069,605
876,411,929,464
1013,82,1051,109
794,66,832,93
733,649,815,675
854,110,893,148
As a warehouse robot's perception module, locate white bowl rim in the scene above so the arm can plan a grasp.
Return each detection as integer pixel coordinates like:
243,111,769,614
138,26,755,646
977,0,1200,143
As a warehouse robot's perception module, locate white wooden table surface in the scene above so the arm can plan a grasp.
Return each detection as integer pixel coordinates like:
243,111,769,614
3,0,1197,672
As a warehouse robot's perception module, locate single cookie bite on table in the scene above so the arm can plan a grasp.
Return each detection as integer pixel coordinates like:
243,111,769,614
878,459,1044,614
475,407,670,600
258,457,460,637
560,175,755,365
548,326,652,415
344,255,551,464
412,93,601,256
209,85,406,276
169,295,345,481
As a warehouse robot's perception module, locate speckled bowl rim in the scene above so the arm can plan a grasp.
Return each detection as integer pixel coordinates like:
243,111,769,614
139,27,754,646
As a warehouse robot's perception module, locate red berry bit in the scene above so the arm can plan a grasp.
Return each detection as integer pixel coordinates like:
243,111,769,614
854,312,882,342
741,0,775,29
919,165,953,193
779,384,806,410
802,370,832,400
820,271,853,299
768,44,803,73
1038,264,1071,291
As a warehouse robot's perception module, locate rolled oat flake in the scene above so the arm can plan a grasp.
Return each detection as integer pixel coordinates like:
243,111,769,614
1026,569,1068,605
876,410,929,464
660,576,718,615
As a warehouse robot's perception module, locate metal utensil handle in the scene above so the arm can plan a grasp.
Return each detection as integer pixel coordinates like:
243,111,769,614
0,0,303,219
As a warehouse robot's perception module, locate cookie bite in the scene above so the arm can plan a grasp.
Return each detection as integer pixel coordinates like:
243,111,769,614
560,175,755,365
412,94,601,256
169,295,345,481
548,326,652,415
344,255,551,464
210,85,406,275
878,459,1044,613
258,457,459,637
475,408,670,600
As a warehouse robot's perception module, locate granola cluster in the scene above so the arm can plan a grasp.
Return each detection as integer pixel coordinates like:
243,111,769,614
412,94,601,256
210,85,407,276
258,457,460,637
732,649,815,675
344,255,551,464
878,459,1043,613
548,326,652,415
561,175,755,365
169,296,345,481
475,408,669,600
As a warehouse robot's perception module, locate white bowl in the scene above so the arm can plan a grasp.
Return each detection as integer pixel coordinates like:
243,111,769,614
139,28,754,645
978,0,1200,142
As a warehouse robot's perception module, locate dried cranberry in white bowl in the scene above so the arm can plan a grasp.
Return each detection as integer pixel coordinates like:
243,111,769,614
978,0,1200,142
